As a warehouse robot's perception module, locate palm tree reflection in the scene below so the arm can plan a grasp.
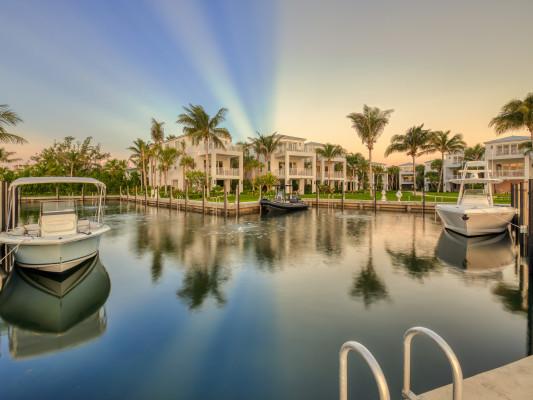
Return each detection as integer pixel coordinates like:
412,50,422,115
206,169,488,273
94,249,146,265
350,219,389,307
386,217,439,281
177,263,229,310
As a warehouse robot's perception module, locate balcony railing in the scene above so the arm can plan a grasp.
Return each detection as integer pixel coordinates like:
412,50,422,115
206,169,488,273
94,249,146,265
216,168,240,177
493,169,524,178
288,168,313,176
495,149,522,156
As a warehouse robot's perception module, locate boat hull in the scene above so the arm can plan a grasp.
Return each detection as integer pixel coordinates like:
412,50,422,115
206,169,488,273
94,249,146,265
0,225,110,273
260,199,309,213
436,204,515,236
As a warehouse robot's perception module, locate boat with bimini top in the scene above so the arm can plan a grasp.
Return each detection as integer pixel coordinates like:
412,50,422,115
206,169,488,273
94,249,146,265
0,177,110,273
435,161,516,237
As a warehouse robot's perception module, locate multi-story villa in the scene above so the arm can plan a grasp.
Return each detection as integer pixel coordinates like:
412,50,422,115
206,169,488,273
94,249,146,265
151,134,244,193
484,135,531,193
423,153,464,192
267,135,317,193
398,162,416,189
266,136,347,194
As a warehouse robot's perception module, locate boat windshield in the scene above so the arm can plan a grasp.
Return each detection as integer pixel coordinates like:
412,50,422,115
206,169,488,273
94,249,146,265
460,188,490,206
41,200,76,215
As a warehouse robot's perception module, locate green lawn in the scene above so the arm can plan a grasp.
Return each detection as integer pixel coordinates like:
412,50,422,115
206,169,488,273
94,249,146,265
302,191,511,204
150,190,511,204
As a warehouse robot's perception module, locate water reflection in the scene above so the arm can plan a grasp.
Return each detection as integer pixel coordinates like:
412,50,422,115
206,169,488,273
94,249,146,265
177,263,229,310
350,221,389,307
0,257,110,359
436,230,515,274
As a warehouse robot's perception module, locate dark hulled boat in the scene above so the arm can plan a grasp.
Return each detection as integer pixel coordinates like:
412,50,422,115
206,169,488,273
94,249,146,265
260,185,309,214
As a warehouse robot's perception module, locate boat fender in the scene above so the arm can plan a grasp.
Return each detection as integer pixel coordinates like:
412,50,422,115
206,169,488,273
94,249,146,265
461,214,469,221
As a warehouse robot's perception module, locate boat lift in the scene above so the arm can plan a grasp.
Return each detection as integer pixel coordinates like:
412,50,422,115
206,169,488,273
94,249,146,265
339,326,463,400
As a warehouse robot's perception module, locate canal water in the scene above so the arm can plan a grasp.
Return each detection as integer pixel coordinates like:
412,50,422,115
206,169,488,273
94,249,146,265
0,202,530,399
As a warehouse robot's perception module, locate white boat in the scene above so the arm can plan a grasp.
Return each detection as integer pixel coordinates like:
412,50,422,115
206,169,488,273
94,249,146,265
0,177,110,273
435,161,516,236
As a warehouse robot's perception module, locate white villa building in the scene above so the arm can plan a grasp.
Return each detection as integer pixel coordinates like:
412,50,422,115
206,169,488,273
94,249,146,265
148,134,349,195
423,152,464,192
484,135,532,193
399,163,416,189
151,134,244,193
263,136,347,194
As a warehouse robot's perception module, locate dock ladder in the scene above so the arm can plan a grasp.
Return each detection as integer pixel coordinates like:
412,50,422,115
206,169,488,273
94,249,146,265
339,326,463,400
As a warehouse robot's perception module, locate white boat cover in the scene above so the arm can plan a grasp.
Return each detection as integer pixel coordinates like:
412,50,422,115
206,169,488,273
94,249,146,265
9,177,106,188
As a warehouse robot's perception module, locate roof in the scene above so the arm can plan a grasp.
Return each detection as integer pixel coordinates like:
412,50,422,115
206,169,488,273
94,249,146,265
10,177,106,188
305,141,325,146
276,134,307,142
484,135,530,144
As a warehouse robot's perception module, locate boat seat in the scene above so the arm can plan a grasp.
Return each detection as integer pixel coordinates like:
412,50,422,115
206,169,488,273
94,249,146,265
40,213,78,237
77,219,91,232
24,223,41,236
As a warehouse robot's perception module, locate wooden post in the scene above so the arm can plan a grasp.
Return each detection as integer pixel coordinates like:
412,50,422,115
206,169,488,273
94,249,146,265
519,181,524,255
135,186,138,203
202,185,206,215
341,184,345,211
224,187,228,218
527,179,533,255
316,185,319,209
56,185,59,200
144,184,148,206
81,185,85,204
185,181,189,213
236,187,240,217
422,183,426,215
156,186,159,208
169,187,173,210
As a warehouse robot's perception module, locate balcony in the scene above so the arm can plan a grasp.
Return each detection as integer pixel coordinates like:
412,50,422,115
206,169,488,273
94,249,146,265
318,171,345,179
493,169,525,178
288,168,313,177
216,168,240,177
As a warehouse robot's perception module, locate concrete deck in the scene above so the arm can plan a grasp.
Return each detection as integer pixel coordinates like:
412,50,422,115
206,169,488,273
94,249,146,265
420,356,533,400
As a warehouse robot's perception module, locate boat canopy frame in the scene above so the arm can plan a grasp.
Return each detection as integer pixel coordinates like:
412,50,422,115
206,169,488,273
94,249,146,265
6,176,107,230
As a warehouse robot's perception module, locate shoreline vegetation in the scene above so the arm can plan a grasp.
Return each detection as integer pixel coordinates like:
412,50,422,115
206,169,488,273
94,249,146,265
0,92,531,200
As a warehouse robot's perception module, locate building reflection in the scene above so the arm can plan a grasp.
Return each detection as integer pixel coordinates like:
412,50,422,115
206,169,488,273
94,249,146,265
0,256,110,359
131,207,352,309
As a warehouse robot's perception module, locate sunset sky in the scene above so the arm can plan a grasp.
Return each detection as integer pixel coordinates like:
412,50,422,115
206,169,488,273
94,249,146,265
1,0,532,164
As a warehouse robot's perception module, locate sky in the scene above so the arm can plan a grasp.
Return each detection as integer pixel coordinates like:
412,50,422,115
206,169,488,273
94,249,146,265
1,0,533,164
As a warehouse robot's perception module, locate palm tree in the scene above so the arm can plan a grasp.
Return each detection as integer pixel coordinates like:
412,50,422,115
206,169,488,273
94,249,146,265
0,105,26,144
177,105,231,196
489,92,533,141
0,148,20,164
316,143,344,188
158,147,180,194
149,118,165,187
387,166,400,190
347,105,393,197
128,138,149,191
463,144,485,161
248,131,282,173
346,153,365,191
385,124,433,191
180,155,195,192
427,131,466,192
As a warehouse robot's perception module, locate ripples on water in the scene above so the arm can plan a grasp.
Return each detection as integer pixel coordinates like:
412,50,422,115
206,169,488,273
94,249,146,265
0,202,530,400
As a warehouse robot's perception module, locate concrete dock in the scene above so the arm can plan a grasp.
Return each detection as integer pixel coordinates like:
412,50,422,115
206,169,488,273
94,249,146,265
420,356,533,400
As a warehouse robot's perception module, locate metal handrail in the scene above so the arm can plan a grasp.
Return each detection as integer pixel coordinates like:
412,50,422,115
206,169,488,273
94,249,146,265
339,341,390,400
403,327,463,400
